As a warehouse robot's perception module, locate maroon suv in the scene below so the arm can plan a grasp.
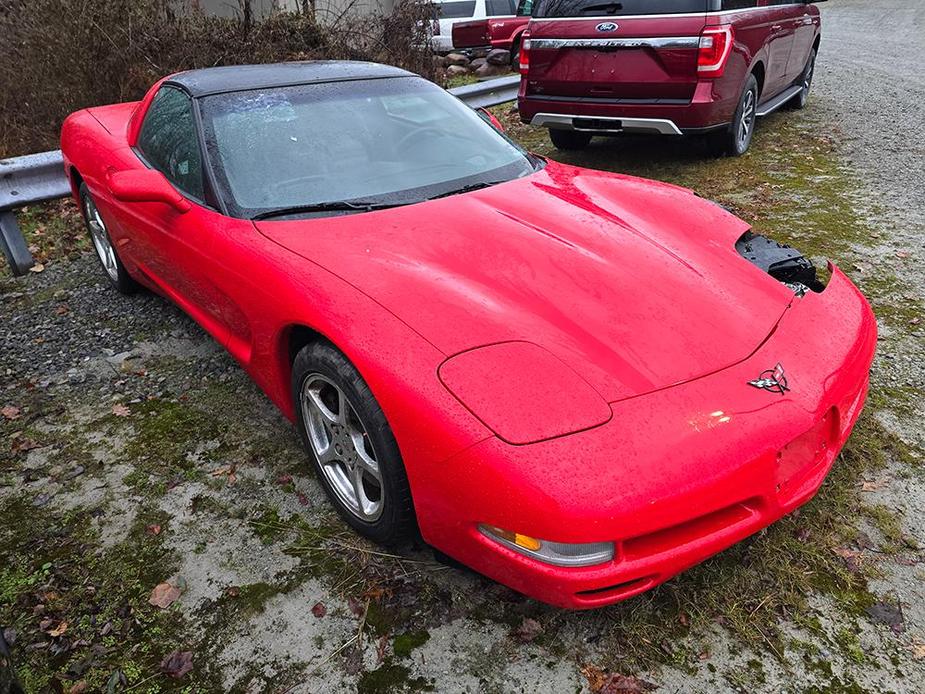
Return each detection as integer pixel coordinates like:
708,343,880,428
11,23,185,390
518,0,822,155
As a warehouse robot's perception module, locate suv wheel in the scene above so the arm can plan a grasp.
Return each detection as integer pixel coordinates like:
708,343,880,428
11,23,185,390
710,74,758,157
510,38,521,68
79,183,138,294
788,48,816,110
292,341,416,545
549,129,592,150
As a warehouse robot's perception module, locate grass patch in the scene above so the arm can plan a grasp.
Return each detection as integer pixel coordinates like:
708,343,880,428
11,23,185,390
0,497,216,691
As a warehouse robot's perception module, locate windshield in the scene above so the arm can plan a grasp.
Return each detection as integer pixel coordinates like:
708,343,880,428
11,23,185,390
199,76,538,219
533,0,707,18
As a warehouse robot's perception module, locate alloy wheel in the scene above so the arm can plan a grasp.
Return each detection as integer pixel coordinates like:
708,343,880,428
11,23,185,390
301,373,384,522
738,88,756,150
84,196,119,282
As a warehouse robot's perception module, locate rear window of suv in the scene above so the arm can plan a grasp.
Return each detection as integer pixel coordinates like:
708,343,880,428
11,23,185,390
533,0,708,18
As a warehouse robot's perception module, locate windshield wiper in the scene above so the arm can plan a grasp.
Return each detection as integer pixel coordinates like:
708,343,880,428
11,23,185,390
253,199,411,220
426,180,508,201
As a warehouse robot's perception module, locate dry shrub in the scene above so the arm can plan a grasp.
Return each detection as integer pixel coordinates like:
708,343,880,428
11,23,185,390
0,0,437,157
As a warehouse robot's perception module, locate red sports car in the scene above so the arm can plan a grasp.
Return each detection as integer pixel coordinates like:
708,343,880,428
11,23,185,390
60,61,876,609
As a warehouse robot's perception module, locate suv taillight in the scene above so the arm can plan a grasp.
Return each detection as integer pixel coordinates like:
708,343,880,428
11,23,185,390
697,25,733,78
519,34,531,75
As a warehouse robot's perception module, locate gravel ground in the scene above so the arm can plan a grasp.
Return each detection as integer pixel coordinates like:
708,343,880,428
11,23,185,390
1,1,924,692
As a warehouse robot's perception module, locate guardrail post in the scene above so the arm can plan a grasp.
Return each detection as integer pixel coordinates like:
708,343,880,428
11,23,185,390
0,211,34,276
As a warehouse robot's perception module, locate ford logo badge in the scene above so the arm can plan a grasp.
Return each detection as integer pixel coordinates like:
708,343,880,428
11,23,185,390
596,22,618,32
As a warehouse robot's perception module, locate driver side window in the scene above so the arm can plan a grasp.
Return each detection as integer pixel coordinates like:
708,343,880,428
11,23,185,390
137,86,204,201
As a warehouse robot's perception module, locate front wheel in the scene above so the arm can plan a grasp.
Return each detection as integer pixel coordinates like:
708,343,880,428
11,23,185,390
549,128,592,151
79,183,137,294
292,341,416,545
787,48,816,110
710,74,758,157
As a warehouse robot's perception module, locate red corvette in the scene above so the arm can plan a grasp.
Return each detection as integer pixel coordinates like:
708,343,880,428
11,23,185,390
61,62,876,608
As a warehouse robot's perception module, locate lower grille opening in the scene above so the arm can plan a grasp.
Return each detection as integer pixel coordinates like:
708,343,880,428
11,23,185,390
622,499,760,562
575,576,653,599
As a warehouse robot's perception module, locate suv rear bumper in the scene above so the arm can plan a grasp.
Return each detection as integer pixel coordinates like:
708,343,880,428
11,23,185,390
530,113,685,136
518,80,738,134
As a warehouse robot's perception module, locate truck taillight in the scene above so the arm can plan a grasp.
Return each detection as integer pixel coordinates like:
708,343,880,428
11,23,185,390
519,35,531,75
697,25,733,78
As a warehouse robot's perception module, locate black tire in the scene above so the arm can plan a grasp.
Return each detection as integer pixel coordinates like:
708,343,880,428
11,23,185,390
510,38,521,68
787,48,816,110
549,128,592,150
709,73,759,157
291,341,416,545
78,182,138,294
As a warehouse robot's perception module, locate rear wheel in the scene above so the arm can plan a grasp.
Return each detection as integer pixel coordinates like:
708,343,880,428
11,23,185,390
79,182,137,294
549,129,592,151
510,38,521,68
787,48,816,110
710,74,758,157
292,341,416,545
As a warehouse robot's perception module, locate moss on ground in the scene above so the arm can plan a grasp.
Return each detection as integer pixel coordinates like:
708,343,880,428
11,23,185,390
0,496,217,692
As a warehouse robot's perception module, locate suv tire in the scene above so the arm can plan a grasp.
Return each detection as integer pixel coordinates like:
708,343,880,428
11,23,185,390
292,341,416,545
787,48,816,110
549,129,592,150
710,74,759,157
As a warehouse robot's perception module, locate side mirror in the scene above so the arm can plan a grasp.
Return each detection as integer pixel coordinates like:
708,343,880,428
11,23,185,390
477,107,506,133
107,169,191,213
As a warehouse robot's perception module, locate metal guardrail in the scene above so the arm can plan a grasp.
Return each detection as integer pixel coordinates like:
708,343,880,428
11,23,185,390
1,151,70,275
0,75,522,276
447,74,520,110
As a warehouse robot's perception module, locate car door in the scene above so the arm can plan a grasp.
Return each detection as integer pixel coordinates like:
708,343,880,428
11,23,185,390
761,0,799,97
787,1,819,78
115,85,254,359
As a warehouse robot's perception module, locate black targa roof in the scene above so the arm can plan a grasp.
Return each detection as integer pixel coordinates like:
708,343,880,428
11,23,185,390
166,61,414,97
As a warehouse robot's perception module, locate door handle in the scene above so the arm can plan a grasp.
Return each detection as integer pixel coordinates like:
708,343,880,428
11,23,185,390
771,24,782,31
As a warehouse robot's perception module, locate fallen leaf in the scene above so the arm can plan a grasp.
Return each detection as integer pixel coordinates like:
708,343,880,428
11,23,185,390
106,670,127,694
111,404,130,417
149,581,182,609
55,305,69,316
48,621,68,637
277,473,293,485
511,617,543,643
68,681,88,694
225,586,241,598
11,437,40,453
912,642,925,660
911,317,921,326
297,492,310,506
833,547,861,559
867,601,904,634
582,664,657,694
376,633,389,663
348,596,365,617
311,601,327,618
29,263,45,273
160,650,193,678
581,664,607,692
860,478,887,492
1,405,20,420
146,524,162,536
600,674,658,694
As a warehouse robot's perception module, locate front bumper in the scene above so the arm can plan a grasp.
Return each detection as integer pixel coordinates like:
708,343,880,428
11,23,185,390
518,80,737,134
418,266,877,608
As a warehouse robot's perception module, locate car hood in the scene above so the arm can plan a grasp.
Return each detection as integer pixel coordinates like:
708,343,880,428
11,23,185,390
255,162,794,403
